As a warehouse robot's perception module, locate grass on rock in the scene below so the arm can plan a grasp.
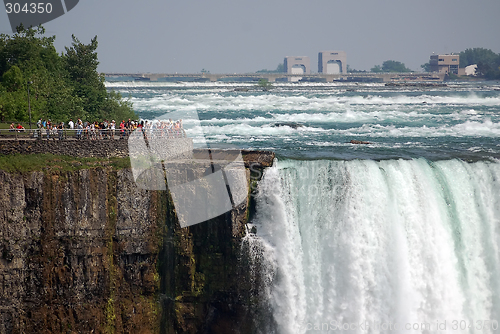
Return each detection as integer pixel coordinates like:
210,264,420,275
0,153,131,173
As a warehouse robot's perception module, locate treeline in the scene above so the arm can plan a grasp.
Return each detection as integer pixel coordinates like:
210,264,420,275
459,48,500,79
371,60,412,73
369,48,500,79
256,63,285,73
0,25,136,124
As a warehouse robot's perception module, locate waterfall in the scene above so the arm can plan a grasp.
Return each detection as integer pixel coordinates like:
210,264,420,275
249,158,500,334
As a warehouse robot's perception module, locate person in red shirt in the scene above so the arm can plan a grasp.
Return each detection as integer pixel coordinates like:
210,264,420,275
120,120,125,139
16,123,25,132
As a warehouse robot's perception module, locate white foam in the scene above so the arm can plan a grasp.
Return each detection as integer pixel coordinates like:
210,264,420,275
250,159,500,333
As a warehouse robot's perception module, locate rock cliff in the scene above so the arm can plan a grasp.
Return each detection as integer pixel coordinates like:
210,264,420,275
0,151,274,334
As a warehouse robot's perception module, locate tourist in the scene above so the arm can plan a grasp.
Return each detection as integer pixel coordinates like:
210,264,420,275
58,122,64,140
120,120,125,139
9,116,187,141
90,122,96,140
110,120,116,139
77,120,83,140
84,122,90,140
103,120,109,139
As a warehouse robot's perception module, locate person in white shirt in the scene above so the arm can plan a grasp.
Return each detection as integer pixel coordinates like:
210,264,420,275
68,119,74,139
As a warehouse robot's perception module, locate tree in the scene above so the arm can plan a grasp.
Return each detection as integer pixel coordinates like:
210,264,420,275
421,62,431,72
63,35,106,121
371,60,411,72
459,48,500,79
256,63,285,73
347,65,366,73
257,78,272,91
2,65,24,92
0,65,27,121
384,60,411,72
0,25,136,123
459,48,498,67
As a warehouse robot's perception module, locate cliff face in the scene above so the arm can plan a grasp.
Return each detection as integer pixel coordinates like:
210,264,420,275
0,151,274,334
0,168,162,333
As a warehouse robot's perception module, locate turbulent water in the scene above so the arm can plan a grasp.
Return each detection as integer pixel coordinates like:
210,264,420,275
107,80,500,333
107,81,500,160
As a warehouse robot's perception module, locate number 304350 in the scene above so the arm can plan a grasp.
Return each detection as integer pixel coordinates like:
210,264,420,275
5,3,53,14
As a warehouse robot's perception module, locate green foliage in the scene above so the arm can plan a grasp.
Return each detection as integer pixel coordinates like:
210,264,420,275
459,48,500,79
256,63,285,73
63,35,109,121
371,60,412,73
347,65,367,73
459,48,498,67
0,26,136,123
421,62,431,72
257,78,272,91
0,153,131,173
2,65,24,91
100,90,134,121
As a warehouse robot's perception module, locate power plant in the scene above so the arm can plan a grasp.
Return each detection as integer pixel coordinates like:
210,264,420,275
284,51,347,74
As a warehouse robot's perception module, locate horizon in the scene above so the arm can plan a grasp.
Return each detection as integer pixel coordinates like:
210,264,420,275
1,0,499,73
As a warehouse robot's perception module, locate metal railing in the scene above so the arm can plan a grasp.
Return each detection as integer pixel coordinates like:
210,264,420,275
0,128,187,140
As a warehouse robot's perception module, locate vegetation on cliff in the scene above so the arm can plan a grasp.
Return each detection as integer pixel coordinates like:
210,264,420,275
0,25,136,124
0,153,130,173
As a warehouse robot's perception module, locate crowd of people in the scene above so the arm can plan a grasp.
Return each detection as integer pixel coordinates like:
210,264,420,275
33,118,187,140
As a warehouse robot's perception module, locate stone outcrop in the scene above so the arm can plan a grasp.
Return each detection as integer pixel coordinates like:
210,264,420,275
0,150,275,333
0,168,162,333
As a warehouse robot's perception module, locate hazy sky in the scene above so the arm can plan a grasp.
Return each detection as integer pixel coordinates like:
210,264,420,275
1,0,499,73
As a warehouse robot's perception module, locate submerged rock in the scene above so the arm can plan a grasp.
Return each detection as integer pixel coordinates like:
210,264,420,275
272,122,304,129
349,139,372,145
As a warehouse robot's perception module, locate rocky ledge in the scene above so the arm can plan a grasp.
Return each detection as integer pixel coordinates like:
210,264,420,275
0,150,274,334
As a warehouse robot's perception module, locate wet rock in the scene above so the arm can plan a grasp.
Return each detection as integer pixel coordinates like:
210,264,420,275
272,122,304,129
349,140,372,145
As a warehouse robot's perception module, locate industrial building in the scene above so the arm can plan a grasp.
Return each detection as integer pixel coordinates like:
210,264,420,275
284,56,311,74
429,54,460,74
318,51,347,74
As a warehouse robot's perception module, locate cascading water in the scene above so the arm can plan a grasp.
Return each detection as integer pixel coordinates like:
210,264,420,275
249,158,500,334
